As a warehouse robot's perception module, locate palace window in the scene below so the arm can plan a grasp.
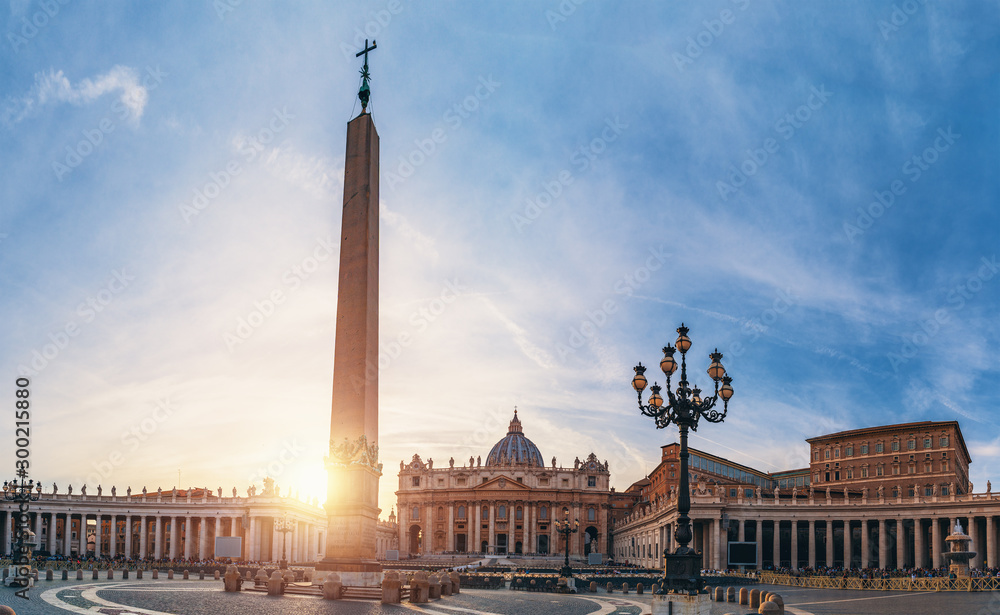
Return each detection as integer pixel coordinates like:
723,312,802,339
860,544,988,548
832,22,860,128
941,485,950,496
924,438,932,449
834,448,840,459
925,486,933,496
457,506,466,519
562,479,569,487
891,487,899,498
498,505,506,519
730,488,738,497
942,461,949,472
891,441,900,452
861,467,869,478
892,465,899,475
876,465,884,477
412,507,419,520
539,506,548,520
588,476,597,487
824,449,831,460
940,436,950,447
814,451,820,461
412,477,420,486
861,443,869,455
908,439,916,450
588,508,596,521
875,443,884,453
516,507,523,520
482,507,488,521
908,464,915,474
846,445,854,457
846,468,853,479
924,462,932,473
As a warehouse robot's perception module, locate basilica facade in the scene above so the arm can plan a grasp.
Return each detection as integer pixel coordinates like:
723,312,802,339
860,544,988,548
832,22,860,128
395,411,612,558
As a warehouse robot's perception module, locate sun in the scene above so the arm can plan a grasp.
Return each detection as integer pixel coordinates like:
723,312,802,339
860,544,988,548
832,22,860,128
285,465,328,504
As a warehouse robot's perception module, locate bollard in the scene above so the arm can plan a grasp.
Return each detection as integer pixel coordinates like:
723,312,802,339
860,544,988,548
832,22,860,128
440,571,453,596
92,570,98,580
606,582,613,593
214,569,220,580
622,582,629,594
767,594,784,614
739,587,749,605
282,570,295,584
267,570,285,596
76,569,83,580
122,570,129,579
255,568,269,585
428,573,442,599
199,571,204,580
714,586,724,601
136,569,143,579
750,588,761,608
62,570,68,581
45,568,53,581
381,570,402,604
759,601,780,614
589,581,597,592
726,586,736,602
107,569,114,580
167,569,174,580
637,582,644,594
152,570,159,579
223,565,242,592
652,583,660,594
450,571,461,594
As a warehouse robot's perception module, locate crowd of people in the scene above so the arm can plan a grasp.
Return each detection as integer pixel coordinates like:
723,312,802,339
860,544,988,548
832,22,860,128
763,565,1000,579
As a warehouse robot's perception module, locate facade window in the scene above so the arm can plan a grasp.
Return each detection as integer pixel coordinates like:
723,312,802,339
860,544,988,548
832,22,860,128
539,478,549,486
846,445,854,457
876,465,884,477
834,448,840,459
861,443,869,455
924,438,932,449
814,451,820,461
908,464,915,474
498,505,506,519
924,462,932,473
457,506,466,519
942,461,949,472
925,486,933,496
745,488,754,498
876,442,884,453
730,488,737,497
940,436,950,447
941,485,950,496
562,479,569,487
588,508,596,521
847,468,854,479
539,506,548,520
588,476,597,487
861,467,869,478
482,507,488,521
412,477,420,486
891,441,900,452
908,439,916,450
892,465,899,475
891,487,899,498
824,449,830,460
412,506,419,520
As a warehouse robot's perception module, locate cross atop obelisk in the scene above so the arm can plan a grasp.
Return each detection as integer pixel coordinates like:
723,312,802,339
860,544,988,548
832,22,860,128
356,38,376,113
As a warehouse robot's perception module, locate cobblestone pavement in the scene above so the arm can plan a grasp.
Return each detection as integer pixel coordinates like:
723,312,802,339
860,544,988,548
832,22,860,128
2,577,998,614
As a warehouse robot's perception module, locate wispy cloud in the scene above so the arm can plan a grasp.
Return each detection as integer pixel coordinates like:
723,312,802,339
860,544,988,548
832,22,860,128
3,65,148,127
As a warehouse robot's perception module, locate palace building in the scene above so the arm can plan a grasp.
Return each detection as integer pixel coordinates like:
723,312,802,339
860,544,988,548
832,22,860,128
611,420,998,571
395,410,612,558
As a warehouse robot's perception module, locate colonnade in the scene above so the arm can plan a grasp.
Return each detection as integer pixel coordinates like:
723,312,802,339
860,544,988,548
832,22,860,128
614,512,1000,572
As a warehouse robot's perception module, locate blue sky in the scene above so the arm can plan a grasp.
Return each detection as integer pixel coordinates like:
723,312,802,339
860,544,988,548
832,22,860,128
1,1,997,516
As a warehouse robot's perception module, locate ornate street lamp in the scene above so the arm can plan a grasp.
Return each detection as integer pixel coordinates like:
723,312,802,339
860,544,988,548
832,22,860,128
555,509,579,578
631,323,734,595
273,513,294,570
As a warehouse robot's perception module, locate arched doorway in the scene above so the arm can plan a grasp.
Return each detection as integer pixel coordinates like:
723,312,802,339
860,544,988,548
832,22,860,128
537,535,549,554
456,534,467,552
585,526,598,555
515,541,522,554
496,534,508,554
408,525,422,554
480,540,488,553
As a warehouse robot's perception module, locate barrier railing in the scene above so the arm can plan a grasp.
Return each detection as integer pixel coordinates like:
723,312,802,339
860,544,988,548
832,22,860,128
758,572,1000,592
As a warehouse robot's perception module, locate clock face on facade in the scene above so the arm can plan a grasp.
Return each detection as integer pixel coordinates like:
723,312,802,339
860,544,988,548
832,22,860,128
589,462,596,470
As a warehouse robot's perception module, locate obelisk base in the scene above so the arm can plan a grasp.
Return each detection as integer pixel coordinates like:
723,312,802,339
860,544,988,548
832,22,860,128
651,592,712,615
314,560,383,588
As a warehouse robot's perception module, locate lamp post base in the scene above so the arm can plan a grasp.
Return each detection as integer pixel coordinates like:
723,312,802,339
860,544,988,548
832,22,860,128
651,592,711,615
658,553,704,594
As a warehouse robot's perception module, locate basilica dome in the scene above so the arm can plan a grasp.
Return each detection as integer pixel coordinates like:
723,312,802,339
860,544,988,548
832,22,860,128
485,410,544,467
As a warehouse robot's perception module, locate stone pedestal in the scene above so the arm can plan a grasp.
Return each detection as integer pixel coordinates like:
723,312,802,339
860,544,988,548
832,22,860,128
652,592,712,615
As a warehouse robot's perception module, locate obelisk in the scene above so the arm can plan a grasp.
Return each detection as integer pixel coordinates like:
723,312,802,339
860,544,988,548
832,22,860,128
316,40,382,587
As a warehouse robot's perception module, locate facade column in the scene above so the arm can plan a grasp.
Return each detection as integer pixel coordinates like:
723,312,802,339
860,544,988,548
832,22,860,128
773,520,781,568
248,516,257,561
33,512,43,555
932,518,941,568
807,519,816,569
790,520,798,570
47,512,57,554
861,520,870,568
124,515,133,559
292,521,300,563
755,520,763,570
896,519,906,569
448,504,455,552
488,502,495,554
473,502,481,552
94,514,102,558
199,517,209,560
63,513,72,556
154,516,163,559
169,517,179,560
970,517,981,569
843,520,852,568
987,516,997,569
182,516,192,560
426,504,434,555
914,518,925,569
139,516,147,559
878,518,887,569
526,504,533,554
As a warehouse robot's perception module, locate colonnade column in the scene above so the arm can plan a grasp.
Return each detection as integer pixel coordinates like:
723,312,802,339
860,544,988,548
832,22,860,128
154,516,163,559
248,516,257,561
878,519,887,569
842,520,851,568
63,514,72,556
931,518,941,568
790,521,798,570
47,512,57,554
825,520,834,567
124,515,133,559
754,520,763,570
896,519,906,569
773,520,781,568
970,517,981,569
94,514,102,558
861,520,869,568
33,513,43,556
807,519,816,569
198,517,208,560
987,516,997,569
109,516,117,558
914,518,925,568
